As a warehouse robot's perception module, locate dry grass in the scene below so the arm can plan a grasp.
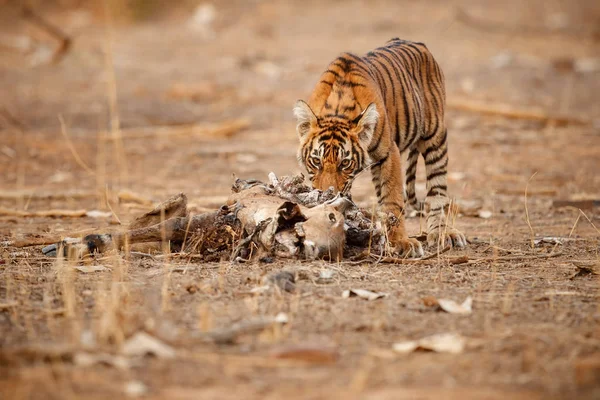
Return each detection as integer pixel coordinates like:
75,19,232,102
1,0,600,399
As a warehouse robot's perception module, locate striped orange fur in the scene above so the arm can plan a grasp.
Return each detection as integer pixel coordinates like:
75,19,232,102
294,38,466,257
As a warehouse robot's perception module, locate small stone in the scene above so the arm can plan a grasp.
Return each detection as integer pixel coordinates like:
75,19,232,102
125,381,148,397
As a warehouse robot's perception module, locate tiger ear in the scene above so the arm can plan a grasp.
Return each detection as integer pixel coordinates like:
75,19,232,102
354,103,379,145
293,100,317,139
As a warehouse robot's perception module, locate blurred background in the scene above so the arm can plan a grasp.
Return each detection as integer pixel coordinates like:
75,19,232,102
1,3,600,398
1,0,599,214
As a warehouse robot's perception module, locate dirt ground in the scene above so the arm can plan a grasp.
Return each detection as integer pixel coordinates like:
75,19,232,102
1,0,600,399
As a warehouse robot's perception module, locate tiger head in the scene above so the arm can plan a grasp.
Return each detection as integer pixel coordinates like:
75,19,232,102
294,100,379,193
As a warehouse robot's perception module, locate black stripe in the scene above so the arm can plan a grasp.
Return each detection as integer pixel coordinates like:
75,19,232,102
333,59,350,73
323,113,351,120
406,163,418,177
339,80,366,88
386,48,422,150
424,147,448,166
319,132,347,142
422,127,437,141
325,69,341,79
376,49,407,148
372,53,413,151
427,184,447,197
351,141,363,167
343,53,376,79
368,57,401,150
426,170,446,181
376,151,390,166
391,46,417,80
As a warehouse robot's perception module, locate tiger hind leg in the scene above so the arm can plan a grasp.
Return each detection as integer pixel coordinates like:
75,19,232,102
404,147,424,214
419,128,466,249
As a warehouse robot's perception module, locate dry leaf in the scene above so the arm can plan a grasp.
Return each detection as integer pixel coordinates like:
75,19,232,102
85,210,113,219
274,312,289,324
534,237,563,246
121,332,175,359
570,263,599,280
421,296,439,307
317,269,335,284
75,265,109,273
477,210,492,219
269,343,338,364
393,333,466,354
392,340,420,353
342,288,387,301
437,296,473,315
250,285,271,294
552,199,600,210
125,381,148,397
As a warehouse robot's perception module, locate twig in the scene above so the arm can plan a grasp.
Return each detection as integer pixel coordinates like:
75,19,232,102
58,115,95,176
374,245,452,264
105,185,122,225
552,200,600,210
467,251,563,264
102,0,128,187
0,207,87,218
525,172,538,250
447,99,591,126
449,255,469,265
22,5,71,64
420,245,452,260
341,159,384,197
578,209,600,236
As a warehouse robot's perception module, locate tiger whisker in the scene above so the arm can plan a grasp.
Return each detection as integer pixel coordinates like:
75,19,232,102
340,159,383,196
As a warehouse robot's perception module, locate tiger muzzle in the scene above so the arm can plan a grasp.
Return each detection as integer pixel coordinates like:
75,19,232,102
312,170,345,193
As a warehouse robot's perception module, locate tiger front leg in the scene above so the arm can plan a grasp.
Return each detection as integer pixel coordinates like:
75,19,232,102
420,129,467,249
372,148,423,258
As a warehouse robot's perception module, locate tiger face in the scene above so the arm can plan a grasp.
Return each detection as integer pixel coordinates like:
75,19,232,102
294,100,379,193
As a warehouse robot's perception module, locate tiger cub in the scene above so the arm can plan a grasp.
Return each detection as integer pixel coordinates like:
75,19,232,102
294,38,466,257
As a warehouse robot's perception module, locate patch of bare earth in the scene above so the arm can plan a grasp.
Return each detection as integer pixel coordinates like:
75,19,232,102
1,1,599,399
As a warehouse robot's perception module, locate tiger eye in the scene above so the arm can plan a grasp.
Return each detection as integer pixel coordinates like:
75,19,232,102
340,159,352,169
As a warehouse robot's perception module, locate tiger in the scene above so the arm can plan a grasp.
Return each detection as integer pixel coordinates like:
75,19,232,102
293,38,466,258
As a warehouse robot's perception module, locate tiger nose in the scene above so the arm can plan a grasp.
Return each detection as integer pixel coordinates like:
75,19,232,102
314,171,343,192
317,181,342,193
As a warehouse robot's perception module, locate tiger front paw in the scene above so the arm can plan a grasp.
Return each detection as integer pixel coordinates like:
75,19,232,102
390,237,424,259
427,227,467,249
